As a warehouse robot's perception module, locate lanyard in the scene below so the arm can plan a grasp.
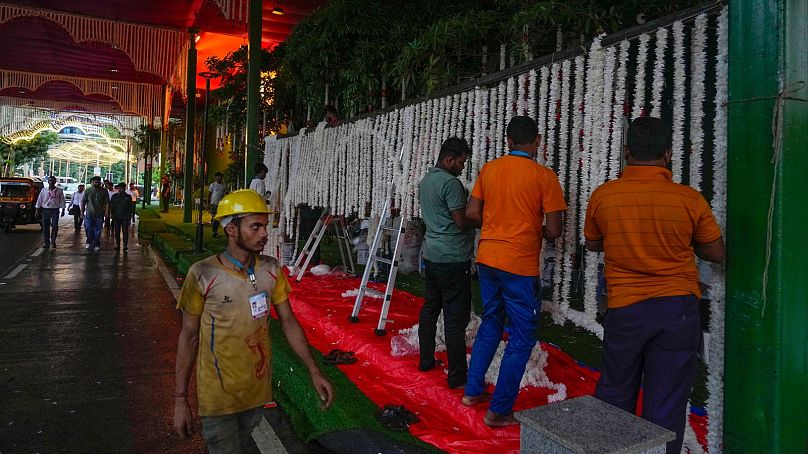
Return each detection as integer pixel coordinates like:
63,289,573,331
509,150,531,158
223,251,257,289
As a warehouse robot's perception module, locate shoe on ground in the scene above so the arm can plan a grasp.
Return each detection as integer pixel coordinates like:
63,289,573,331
123,246,128,251
51,242,56,248
94,246,101,252
461,391,492,407
483,410,519,428
85,244,92,249
43,243,50,249
448,379,466,390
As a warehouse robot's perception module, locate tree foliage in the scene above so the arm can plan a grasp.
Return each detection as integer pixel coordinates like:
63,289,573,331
0,131,59,176
206,0,706,131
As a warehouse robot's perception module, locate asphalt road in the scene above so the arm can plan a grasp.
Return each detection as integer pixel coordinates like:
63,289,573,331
0,221,47,280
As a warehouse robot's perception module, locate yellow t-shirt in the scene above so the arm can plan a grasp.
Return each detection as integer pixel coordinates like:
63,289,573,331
177,254,291,416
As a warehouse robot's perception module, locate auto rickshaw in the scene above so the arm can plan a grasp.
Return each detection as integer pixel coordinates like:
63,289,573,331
0,177,43,233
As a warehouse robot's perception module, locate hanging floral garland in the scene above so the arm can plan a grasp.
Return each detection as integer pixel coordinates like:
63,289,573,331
536,66,550,164
550,61,568,319
689,14,709,192
495,81,507,158
706,9,728,454
608,40,630,181
632,33,652,119
527,69,538,119
650,27,669,118
671,21,687,183
505,76,516,128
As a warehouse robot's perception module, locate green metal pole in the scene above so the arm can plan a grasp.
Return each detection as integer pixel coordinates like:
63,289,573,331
725,0,808,452
159,85,169,184
245,0,262,186
183,30,198,222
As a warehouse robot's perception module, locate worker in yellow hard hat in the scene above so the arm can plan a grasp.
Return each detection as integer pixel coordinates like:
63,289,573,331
173,189,333,449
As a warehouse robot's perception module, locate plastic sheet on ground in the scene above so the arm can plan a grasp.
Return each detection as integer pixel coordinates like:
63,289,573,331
285,271,707,453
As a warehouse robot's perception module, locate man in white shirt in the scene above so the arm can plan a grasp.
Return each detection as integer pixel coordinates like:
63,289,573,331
207,172,226,237
35,176,66,248
70,184,85,232
248,163,269,202
128,182,139,223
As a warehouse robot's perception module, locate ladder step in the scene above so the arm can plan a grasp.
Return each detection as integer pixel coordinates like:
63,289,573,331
365,288,384,298
373,256,393,265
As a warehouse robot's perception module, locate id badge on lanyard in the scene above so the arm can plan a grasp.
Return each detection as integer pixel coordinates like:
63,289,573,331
249,291,269,319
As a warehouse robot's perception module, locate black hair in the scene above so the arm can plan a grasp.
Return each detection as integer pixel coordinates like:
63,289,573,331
437,137,471,162
254,163,268,174
324,105,338,116
90,176,101,183
626,117,671,161
214,172,223,178
506,116,539,146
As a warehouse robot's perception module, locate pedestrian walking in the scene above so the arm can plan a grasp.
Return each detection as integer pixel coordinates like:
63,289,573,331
207,172,226,238
81,176,109,251
70,184,85,232
248,163,269,201
173,189,333,452
35,176,66,248
160,175,171,213
462,116,567,427
128,182,139,223
417,137,477,389
110,183,133,251
584,117,725,454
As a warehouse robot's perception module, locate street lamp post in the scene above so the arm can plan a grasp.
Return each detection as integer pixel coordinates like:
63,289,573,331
195,71,219,253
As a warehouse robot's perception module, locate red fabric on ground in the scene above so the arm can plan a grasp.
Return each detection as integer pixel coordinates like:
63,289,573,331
287,271,707,453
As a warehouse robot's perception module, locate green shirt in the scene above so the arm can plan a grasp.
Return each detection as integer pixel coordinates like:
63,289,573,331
418,167,475,263
83,186,108,218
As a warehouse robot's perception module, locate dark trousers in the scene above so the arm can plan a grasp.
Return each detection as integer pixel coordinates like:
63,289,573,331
113,218,130,247
72,208,83,231
41,208,59,244
131,200,137,222
419,260,472,388
594,295,700,454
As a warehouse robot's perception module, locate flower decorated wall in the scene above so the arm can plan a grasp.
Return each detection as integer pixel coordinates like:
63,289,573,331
265,6,728,453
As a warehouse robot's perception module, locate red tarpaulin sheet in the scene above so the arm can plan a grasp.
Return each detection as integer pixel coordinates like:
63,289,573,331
286,271,707,453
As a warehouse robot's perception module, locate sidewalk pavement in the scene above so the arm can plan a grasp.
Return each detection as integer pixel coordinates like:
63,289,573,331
0,217,207,453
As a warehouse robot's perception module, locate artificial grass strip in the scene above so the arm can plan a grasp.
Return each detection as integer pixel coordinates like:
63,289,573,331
269,318,441,453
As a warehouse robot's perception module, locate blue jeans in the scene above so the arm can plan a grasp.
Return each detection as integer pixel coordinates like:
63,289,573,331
41,208,60,244
594,295,700,454
465,264,541,415
201,407,263,454
84,215,103,248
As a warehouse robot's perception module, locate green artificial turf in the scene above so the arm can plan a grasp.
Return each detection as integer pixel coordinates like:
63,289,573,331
269,318,440,451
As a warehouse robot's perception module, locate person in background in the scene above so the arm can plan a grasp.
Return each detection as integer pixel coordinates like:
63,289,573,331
81,176,109,252
173,190,333,452
417,137,477,389
104,180,114,233
160,175,171,213
462,116,567,427
584,117,725,454
249,163,269,202
128,182,139,223
110,183,133,251
35,176,66,249
70,184,86,233
324,105,340,126
207,172,226,238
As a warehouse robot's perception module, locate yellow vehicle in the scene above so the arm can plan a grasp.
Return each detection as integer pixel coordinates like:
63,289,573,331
0,177,44,233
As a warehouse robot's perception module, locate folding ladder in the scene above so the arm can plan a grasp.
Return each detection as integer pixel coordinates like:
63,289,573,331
349,145,406,335
290,208,355,281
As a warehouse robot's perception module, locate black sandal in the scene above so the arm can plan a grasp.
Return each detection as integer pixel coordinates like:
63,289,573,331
322,350,357,365
376,407,409,431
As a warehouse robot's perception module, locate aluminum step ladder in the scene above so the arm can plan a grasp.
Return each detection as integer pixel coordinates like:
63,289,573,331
349,184,405,336
290,208,354,281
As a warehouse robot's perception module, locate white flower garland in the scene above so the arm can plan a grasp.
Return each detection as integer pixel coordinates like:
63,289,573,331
650,27,669,118
536,66,550,163
506,75,516,127
471,87,485,180
671,21,686,183
632,33,651,119
689,14,708,192
608,40,630,181
528,69,538,119
517,72,529,115
551,60,571,322
597,46,616,189
707,9,728,454
495,81,506,158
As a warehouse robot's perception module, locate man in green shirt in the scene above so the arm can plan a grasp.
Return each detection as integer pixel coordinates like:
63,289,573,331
81,176,109,251
417,137,477,389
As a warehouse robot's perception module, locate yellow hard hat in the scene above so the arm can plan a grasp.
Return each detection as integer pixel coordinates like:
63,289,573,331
213,189,270,221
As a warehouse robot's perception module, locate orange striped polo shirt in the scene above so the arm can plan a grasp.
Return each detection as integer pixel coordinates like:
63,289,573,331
584,166,722,308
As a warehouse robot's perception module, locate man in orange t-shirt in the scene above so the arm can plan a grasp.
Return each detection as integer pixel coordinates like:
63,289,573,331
462,116,567,427
584,117,724,454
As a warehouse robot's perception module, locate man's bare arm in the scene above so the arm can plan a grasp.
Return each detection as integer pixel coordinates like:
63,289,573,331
543,211,563,241
585,239,604,252
695,237,725,263
450,207,479,230
465,196,483,226
173,312,201,438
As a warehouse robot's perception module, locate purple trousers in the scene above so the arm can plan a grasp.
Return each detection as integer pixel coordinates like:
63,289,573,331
594,294,700,454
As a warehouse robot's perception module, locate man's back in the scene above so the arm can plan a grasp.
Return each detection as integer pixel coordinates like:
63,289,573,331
418,167,474,263
471,155,566,276
585,166,721,308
